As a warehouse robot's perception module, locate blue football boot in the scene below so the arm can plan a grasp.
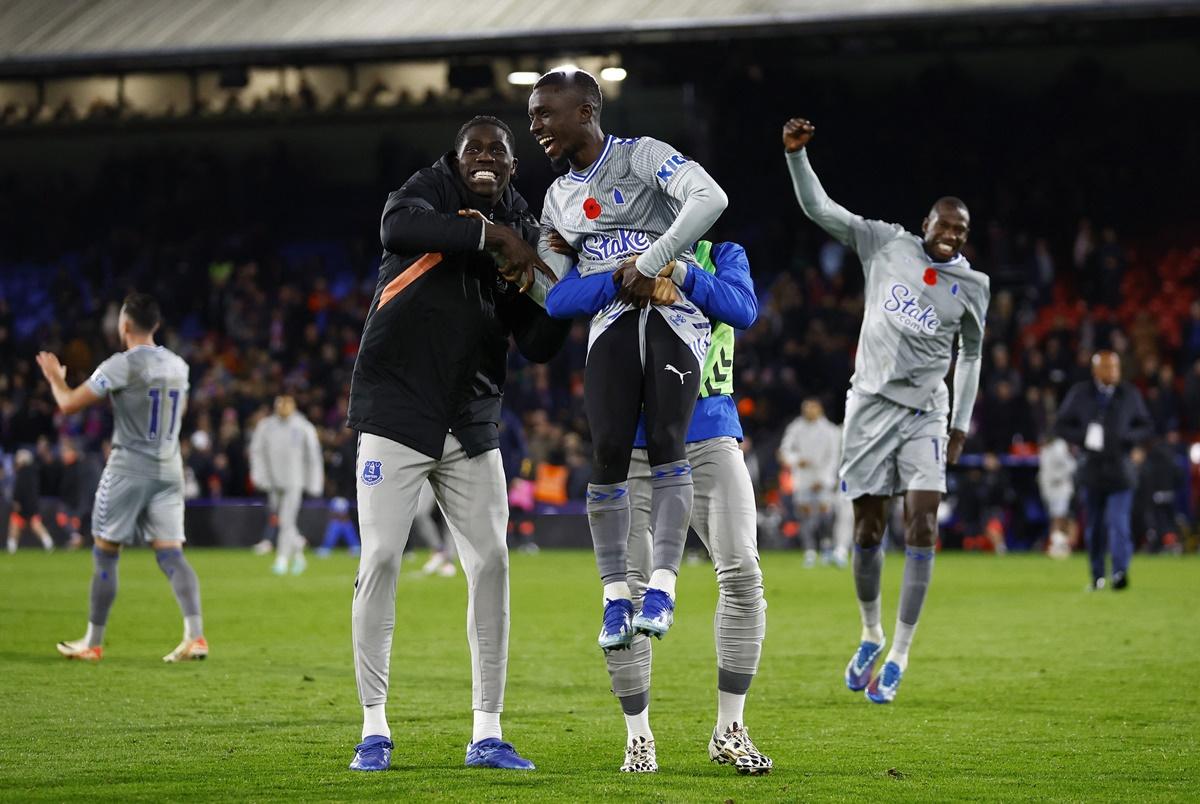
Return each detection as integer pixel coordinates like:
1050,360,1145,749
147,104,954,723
844,638,886,692
465,738,535,770
865,660,903,704
631,588,675,639
349,735,393,771
598,598,635,652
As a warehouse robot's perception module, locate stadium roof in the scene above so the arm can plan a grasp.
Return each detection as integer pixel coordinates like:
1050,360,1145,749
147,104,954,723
0,0,1191,75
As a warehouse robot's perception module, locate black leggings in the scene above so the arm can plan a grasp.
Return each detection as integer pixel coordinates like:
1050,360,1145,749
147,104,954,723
585,309,702,485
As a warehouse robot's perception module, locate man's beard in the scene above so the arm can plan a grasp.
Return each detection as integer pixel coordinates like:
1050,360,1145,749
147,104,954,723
549,152,570,173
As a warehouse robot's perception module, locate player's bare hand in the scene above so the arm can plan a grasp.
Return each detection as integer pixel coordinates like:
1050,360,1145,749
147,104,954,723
470,211,557,293
616,256,657,308
546,229,577,258
35,351,66,383
947,429,967,465
782,118,815,153
650,277,679,306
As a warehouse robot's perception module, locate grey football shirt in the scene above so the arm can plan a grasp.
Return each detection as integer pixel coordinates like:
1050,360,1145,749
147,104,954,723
537,134,721,362
787,148,990,418
88,345,190,479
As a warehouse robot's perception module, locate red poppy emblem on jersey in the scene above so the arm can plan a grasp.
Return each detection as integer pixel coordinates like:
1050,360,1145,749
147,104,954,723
923,267,937,286
583,197,602,219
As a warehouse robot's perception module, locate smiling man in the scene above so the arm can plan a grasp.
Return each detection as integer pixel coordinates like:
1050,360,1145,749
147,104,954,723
783,117,990,705
526,69,728,667
346,116,568,772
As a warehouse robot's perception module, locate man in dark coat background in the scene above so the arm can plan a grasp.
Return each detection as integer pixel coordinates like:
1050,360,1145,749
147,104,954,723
1054,350,1153,590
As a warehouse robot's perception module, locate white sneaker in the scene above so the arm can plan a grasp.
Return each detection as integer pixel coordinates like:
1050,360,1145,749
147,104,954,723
437,561,457,578
271,557,288,575
708,722,772,775
803,550,817,569
422,553,446,575
291,554,307,575
620,736,658,773
252,539,274,556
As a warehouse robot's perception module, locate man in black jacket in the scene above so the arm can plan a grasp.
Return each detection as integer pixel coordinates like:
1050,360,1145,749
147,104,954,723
346,116,568,773
1055,351,1153,590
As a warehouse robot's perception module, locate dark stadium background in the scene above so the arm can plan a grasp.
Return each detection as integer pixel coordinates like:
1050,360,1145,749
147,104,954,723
1,0,1197,551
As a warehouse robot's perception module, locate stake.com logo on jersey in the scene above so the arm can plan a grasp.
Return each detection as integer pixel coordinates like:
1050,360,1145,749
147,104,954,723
882,283,941,334
580,229,652,262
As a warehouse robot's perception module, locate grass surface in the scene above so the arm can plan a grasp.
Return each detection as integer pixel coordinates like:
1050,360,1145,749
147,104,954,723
1,548,1197,802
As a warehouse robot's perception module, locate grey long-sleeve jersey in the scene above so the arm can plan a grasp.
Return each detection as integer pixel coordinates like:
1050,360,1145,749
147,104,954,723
249,413,324,495
787,148,989,431
534,134,729,362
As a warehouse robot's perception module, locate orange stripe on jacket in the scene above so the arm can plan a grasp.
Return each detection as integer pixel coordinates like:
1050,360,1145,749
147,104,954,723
377,252,443,310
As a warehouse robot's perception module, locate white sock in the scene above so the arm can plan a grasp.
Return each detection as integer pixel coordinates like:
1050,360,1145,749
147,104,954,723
362,704,390,740
603,581,631,602
860,597,884,644
716,690,746,734
85,622,105,648
472,710,502,743
648,569,677,600
888,621,916,670
624,706,652,742
184,615,203,641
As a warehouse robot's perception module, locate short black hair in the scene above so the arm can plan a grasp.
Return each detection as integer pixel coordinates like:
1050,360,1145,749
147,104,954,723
932,196,969,216
121,292,161,333
454,115,515,153
533,69,603,117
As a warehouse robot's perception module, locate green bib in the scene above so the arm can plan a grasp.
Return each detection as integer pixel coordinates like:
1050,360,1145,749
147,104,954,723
694,240,735,398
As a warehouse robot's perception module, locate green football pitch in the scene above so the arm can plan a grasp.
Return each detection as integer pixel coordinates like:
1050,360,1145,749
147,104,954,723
1,548,1196,802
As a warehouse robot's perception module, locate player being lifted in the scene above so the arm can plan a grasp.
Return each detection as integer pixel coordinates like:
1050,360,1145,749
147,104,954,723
546,238,771,775
528,69,728,650
783,118,989,703
37,293,207,663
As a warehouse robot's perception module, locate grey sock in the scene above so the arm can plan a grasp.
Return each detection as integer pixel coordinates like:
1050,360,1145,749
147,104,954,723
649,461,693,574
156,548,203,635
897,545,936,626
587,483,631,585
88,548,120,644
718,667,754,696
853,543,883,602
618,690,650,716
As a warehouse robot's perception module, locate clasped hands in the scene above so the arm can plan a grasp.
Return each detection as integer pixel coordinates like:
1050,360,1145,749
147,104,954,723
544,230,679,308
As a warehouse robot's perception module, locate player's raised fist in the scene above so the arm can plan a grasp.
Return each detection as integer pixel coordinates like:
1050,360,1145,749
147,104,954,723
782,118,816,153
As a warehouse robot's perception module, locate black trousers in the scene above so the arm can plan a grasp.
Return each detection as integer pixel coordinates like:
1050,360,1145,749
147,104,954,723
584,309,701,485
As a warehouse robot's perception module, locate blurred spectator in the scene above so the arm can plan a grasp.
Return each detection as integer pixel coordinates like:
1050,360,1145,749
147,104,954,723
1037,437,1078,558
58,439,102,550
7,448,55,552
777,398,840,567
248,395,324,575
1133,435,1187,555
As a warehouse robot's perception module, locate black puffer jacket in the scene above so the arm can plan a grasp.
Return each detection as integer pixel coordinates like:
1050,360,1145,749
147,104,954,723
347,153,568,459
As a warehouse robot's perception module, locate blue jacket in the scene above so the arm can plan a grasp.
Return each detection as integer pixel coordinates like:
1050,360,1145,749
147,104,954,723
545,242,756,444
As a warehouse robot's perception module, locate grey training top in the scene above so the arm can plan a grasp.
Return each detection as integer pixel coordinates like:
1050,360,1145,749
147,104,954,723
787,148,989,431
